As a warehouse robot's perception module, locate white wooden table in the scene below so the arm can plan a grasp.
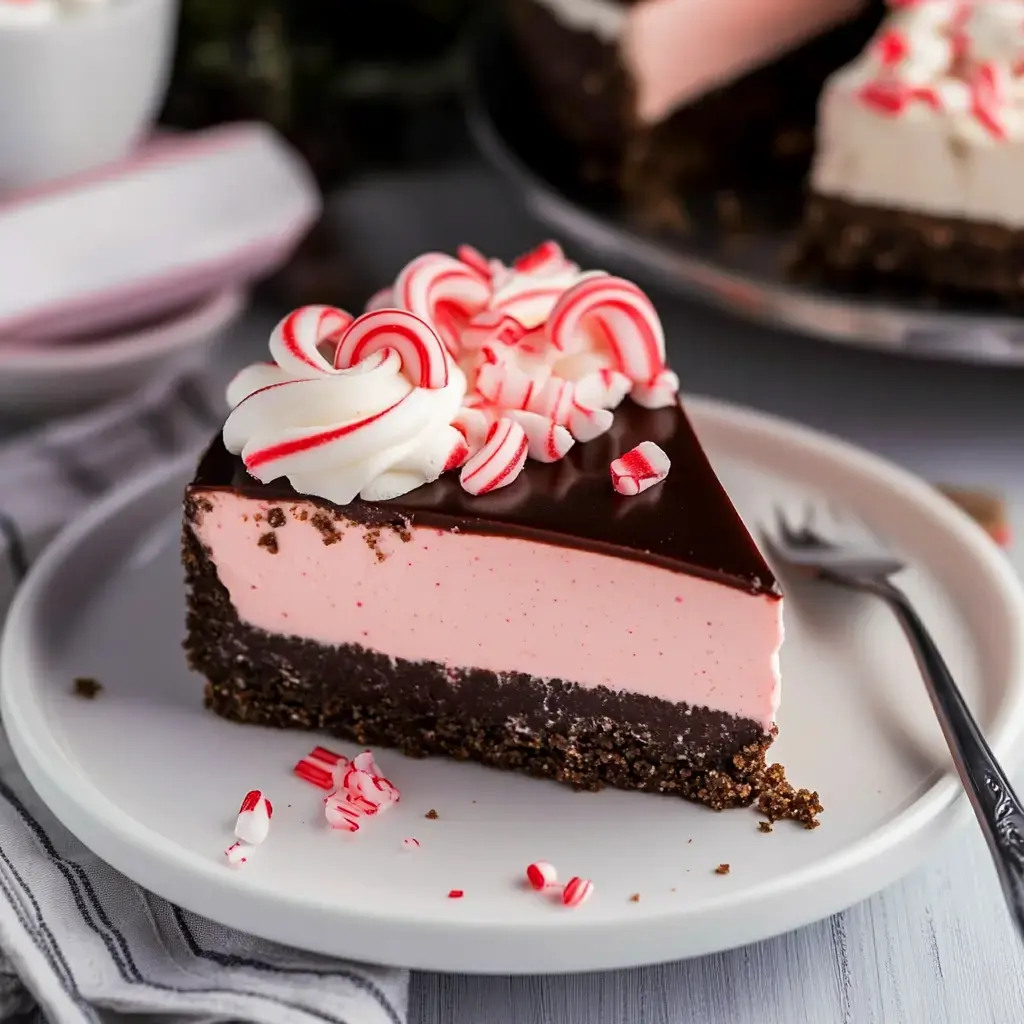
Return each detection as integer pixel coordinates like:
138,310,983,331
276,163,1024,1024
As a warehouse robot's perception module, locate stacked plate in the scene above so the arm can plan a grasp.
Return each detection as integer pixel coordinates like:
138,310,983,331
0,123,321,417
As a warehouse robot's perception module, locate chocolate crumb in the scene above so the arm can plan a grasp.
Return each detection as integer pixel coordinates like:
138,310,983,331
73,677,103,699
758,821,773,833
297,509,309,521
715,864,730,875
310,512,342,546
687,839,692,844
267,507,286,529
257,532,279,554
425,809,439,820
629,893,640,903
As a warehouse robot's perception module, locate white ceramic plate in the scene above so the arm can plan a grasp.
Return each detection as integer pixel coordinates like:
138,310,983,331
0,288,244,417
0,123,318,343
4,398,1023,974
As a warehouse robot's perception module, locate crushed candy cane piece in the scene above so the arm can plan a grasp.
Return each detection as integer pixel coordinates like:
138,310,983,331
224,841,252,868
402,837,422,851
448,889,465,899
526,861,558,890
506,410,574,463
562,877,594,908
460,418,529,495
610,442,671,496
234,789,273,845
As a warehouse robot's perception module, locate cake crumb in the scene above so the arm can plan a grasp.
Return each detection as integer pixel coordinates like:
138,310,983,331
714,864,730,876
267,507,286,529
425,809,439,820
758,821,773,834
628,893,640,903
310,512,341,546
72,677,103,699
257,532,279,554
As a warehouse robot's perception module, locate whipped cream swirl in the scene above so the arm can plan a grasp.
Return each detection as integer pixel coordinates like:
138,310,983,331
224,305,466,505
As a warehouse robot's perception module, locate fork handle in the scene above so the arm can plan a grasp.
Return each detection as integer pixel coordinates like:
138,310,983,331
875,579,1024,939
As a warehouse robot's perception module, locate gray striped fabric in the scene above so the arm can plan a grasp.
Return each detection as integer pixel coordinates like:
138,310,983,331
0,376,409,1024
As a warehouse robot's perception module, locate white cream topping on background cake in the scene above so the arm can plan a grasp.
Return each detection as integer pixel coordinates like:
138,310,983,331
531,0,626,42
811,1,1024,227
533,0,866,124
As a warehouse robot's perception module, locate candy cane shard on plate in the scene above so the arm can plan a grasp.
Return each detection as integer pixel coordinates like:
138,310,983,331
187,242,797,829
525,861,558,890
561,877,595,908
610,442,672,496
234,789,273,845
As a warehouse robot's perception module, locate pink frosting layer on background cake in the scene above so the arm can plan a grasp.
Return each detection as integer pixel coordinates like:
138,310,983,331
622,0,868,123
194,493,783,730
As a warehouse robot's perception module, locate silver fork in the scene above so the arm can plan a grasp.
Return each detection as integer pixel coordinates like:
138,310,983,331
763,505,1024,941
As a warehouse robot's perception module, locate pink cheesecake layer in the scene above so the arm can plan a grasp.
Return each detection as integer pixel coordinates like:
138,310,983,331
195,492,783,730
624,0,867,124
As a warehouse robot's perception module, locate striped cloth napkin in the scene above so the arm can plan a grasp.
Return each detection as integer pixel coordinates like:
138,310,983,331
0,374,409,1024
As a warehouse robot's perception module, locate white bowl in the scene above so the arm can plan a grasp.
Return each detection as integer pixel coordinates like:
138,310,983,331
0,288,244,417
0,0,179,191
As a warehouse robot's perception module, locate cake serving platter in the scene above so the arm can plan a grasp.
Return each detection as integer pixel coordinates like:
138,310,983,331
4,397,1023,973
465,29,1024,367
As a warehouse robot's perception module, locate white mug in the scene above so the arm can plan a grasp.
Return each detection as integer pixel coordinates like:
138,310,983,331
0,0,179,191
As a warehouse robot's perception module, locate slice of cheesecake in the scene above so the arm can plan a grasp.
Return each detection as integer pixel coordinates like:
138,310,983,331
184,244,815,820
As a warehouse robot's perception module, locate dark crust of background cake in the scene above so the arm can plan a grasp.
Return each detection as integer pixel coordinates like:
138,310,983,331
504,0,884,230
792,193,1024,303
182,507,820,824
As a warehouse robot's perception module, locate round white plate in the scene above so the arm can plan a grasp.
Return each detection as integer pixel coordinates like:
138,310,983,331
4,398,1024,974
0,288,244,418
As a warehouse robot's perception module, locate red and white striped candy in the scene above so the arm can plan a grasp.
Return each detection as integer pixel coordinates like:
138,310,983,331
610,442,671,496
352,750,381,776
444,434,471,471
394,252,491,352
451,406,493,454
567,404,613,443
224,841,252,868
561,877,594,908
234,789,273,845
525,861,558,890
457,244,493,280
460,418,529,495
506,410,574,463
513,240,567,275
971,62,1008,140
334,308,450,389
460,309,529,351
475,359,543,411
573,368,632,411
630,368,680,410
546,275,665,383
324,791,362,832
270,305,355,376
294,745,349,790
524,375,578,426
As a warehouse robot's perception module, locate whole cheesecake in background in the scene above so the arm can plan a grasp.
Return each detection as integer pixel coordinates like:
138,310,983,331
183,242,821,824
505,0,883,228
795,2,1024,301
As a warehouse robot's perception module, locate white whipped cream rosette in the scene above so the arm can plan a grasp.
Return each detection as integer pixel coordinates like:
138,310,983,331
224,305,467,505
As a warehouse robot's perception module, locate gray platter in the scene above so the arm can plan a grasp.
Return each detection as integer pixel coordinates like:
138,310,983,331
464,28,1024,366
